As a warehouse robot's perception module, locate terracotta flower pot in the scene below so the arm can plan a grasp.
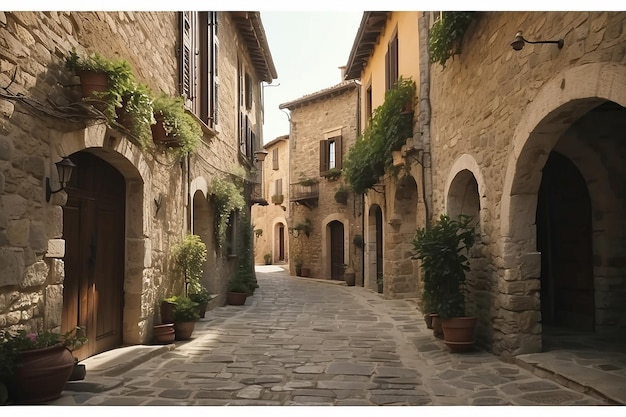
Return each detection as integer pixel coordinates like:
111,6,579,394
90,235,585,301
344,272,356,286
153,323,175,344
441,316,478,352
7,344,75,404
174,321,196,341
431,314,444,339
76,70,109,98
160,300,176,324
227,291,247,306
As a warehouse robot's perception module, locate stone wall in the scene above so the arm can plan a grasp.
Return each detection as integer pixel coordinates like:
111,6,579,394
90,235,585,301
428,11,626,355
251,137,290,265
0,11,260,347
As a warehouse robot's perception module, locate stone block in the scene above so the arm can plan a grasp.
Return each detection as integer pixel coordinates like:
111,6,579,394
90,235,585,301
502,294,536,312
45,205,63,238
44,284,63,329
519,252,541,278
20,260,49,288
0,248,26,287
46,238,65,258
29,220,48,253
47,258,64,284
0,134,14,160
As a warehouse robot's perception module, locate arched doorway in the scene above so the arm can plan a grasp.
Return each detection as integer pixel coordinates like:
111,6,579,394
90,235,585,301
276,223,286,261
329,220,344,280
62,151,125,359
193,190,212,292
537,153,595,330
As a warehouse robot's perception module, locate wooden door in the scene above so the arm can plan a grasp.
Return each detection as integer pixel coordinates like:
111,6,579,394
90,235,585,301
329,221,344,280
537,151,594,330
62,152,125,359
278,225,285,261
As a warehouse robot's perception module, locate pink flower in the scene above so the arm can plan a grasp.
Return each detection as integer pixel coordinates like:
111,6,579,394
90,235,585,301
27,333,37,342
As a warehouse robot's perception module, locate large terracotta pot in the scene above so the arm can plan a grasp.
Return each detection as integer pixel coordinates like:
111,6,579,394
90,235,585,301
441,316,478,352
7,344,75,404
227,291,247,306
160,300,176,324
344,272,356,286
174,321,196,341
431,314,444,339
153,323,175,344
76,70,109,98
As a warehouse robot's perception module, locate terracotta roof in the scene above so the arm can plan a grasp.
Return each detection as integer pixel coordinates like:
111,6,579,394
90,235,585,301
264,134,289,149
278,80,359,110
230,12,278,82
344,11,390,80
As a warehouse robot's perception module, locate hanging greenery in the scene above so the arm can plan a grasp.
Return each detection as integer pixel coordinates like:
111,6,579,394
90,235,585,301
343,77,416,194
428,12,475,68
210,176,245,249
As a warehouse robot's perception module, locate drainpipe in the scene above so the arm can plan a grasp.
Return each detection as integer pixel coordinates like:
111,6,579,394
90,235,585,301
418,12,433,226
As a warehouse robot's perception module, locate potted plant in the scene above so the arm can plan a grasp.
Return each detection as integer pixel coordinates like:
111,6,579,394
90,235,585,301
412,214,477,351
189,288,210,318
152,323,175,344
171,234,207,286
334,186,349,205
271,194,284,205
172,296,200,340
160,295,179,324
0,326,87,404
264,252,272,265
323,167,342,181
114,82,155,149
151,94,203,155
227,278,250,306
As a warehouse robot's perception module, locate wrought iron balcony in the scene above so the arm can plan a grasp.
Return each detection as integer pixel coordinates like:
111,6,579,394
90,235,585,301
289,182,318,209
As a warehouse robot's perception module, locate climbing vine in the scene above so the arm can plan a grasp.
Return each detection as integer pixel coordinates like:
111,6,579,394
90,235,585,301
428,12,475,68
343,77,416,194
210,176,245,249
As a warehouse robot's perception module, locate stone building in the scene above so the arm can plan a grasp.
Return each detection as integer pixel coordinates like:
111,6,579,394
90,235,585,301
251,134,290,266
344,11,626,357
0,11,276,359
279,78,362,283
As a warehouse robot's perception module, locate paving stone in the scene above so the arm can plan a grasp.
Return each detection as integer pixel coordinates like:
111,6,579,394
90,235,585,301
326,362,375,376
520,390,584,405
293,365,326,374
292,388,337,398
194,390,233,399
158,389,191,399
291,396,334,404
236,385,264,399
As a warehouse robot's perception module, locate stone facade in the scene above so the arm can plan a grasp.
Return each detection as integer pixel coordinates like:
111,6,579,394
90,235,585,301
251,135,290,265
280,81,362,283
344,11,626,357
0,11,275,355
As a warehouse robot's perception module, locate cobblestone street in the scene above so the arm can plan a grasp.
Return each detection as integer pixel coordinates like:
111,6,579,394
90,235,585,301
53,266,613,406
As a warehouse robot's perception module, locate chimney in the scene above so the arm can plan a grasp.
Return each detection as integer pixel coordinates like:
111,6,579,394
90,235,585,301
339,65,347,81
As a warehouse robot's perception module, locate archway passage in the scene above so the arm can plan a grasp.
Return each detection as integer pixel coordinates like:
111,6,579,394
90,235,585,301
329,220,345,280
277,223,285,261
62,151,125,359
537,152,594,331
368,205,383,293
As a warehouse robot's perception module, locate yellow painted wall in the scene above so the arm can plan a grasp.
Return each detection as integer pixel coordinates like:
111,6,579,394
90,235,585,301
360,12,420,128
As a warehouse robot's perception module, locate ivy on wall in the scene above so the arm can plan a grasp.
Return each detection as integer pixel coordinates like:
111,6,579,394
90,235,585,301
428,12,475,68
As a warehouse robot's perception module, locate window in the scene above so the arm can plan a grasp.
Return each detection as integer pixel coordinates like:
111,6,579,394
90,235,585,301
245,72,253,109
180,11,219,127
385,30,399,91
274,178,283,195
272,148,279,170
320,136,343,175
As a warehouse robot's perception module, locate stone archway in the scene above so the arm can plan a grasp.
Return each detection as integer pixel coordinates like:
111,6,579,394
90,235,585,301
321,213,349,279
499,63,626,355
53,125,150,351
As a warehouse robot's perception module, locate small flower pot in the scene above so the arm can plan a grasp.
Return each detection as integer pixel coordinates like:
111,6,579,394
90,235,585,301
227,291,248,306
76,69,109,98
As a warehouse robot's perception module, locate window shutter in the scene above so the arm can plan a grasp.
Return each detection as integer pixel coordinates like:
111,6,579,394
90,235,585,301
276,178,283,195
334,136,343,170
245,73,252,109
239,112,245,153
385,49,390,91
319,140,329,173
272,148,279,170
390,34,399,88
181,12,194,102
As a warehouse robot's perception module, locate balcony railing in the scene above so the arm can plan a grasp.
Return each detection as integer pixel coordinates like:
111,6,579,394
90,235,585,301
289,182,318,209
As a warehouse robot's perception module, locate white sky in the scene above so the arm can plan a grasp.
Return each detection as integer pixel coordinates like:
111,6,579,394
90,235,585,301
260,11,363,144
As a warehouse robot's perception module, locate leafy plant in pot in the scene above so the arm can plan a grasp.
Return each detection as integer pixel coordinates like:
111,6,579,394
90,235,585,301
172,297,200,340
412,214,477,352
151,94,203,155
171,233,208,316
227,278,250,306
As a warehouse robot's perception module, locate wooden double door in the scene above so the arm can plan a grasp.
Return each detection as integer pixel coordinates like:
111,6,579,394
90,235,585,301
62,152,126,359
